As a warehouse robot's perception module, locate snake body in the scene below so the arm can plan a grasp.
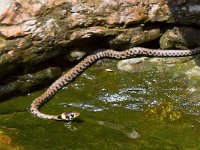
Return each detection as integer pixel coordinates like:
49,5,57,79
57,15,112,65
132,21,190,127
30,47,200,121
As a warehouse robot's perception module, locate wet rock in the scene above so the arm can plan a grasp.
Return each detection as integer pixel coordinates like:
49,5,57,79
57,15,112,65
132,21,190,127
98,120,141,139
160,27,200,49
0,47,200,149
0,67,62,99
0,133,11,144
185,66,200,77
145,101,183,121
0,0,199,97
66,49,86,62
117,57,148,72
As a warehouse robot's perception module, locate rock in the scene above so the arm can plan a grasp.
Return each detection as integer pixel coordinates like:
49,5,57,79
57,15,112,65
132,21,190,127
0,133,11,144
185,66,200,77
0,0,199,98
0,67,62,99
109,27,161,49
117,57,148,72
66,49,86,62
160,27,200,49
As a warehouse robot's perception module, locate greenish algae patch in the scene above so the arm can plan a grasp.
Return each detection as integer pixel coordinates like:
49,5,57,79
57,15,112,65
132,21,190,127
0,56,200,149
145,100,183,121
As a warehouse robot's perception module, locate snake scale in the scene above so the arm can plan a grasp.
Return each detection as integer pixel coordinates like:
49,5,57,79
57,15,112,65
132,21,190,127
30,47,200,121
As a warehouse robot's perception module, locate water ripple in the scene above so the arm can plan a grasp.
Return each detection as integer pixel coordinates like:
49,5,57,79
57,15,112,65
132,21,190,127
59,102,105,112
125,103,143,111
98,87,147,103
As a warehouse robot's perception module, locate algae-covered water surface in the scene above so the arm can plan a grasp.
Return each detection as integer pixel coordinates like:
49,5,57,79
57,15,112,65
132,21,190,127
0,57,200,150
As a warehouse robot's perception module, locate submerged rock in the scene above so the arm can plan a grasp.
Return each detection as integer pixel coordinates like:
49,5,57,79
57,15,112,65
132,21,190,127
97,120,141,139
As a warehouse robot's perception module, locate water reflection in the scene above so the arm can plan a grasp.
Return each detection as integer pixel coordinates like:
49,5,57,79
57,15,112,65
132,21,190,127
64,121,79,131
125,103,143,111
59,102,105,112
99,87,146,103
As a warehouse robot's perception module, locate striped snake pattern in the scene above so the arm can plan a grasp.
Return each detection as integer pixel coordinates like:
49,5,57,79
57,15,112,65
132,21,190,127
30,47,200,121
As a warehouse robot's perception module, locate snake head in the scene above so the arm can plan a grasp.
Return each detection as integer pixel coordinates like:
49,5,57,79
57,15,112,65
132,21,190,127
60,112,80,121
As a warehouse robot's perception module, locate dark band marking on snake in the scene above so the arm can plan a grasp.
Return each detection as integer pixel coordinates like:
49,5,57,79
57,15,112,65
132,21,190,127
30,47,200,121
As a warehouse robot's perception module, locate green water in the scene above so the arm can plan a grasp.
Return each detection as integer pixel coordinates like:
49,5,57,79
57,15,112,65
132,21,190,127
0,57,200,150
